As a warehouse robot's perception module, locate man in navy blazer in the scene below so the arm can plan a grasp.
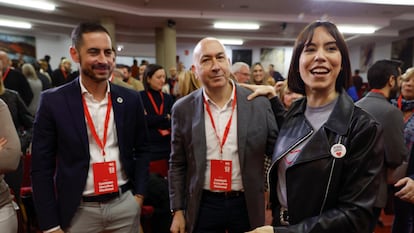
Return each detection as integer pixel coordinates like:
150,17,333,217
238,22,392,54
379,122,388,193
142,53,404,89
31,22,149,232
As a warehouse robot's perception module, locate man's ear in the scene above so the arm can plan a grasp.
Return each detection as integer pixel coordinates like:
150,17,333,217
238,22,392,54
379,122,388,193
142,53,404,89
69,46,79,63
389,75,396,87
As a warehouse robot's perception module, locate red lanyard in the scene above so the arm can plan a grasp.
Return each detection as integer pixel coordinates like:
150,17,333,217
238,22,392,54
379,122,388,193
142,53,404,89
370,89,385,97
203,89,237,155
2,67,10,81
82,93,112,156
397,95,403,110
147,91,164,115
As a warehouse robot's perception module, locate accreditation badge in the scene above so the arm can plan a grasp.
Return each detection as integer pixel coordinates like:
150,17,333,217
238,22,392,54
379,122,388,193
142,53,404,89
92,161,119,195
210,160,232,191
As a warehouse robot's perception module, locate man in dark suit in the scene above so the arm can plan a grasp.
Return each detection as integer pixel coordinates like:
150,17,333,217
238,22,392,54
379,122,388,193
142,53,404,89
51,58,72,87
169,37,278,233
31,22,149,233
0,51,33,106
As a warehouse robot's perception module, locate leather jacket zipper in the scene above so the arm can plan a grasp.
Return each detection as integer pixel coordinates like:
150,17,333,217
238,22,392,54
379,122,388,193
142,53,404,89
267,128,314,204
319,135,343,215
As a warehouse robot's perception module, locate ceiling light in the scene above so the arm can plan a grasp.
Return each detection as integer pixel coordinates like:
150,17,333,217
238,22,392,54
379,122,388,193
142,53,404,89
0,19,31,29
0,0,55,11
117,45,124,52
337,25,378,34
214,22,259,30
218,39,243,45
314,0,414,6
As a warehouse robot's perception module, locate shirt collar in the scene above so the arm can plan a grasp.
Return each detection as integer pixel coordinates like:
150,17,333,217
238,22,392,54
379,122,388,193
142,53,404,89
79,75,111,100
202,79,236,106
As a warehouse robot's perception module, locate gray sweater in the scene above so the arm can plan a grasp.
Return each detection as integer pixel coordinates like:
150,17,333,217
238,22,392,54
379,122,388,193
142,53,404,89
0,99,21,207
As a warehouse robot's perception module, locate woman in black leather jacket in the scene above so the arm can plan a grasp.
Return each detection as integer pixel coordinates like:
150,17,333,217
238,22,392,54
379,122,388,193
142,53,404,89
245,21,384,233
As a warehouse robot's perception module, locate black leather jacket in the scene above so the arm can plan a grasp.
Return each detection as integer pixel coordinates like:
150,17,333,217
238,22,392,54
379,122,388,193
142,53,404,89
269,92,384,233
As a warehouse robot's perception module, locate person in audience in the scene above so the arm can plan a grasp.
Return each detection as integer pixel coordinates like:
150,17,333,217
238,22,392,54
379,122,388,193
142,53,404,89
355,59,407,232
138,63,147,81
140,64,173,164
268,64,284,82
391,66,414,233
140,63,174,233
167,66,179,100
242,20,383,233
276,80,304,109
21,63,43,116
168,37,278,233
51,58,72,87
31,22,150,233
44,55,53,78
0,67,33,205
118,64,144,91
251,62,275,86
0,51,33,106
231,62,251,84
131,59,140,79
0,98,21,233
33,60,52,90
111,68,134,89
176,69,202,98
352,69,363,98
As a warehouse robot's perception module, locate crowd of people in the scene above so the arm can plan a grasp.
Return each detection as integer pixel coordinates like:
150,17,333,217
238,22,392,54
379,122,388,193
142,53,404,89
1,19,414,233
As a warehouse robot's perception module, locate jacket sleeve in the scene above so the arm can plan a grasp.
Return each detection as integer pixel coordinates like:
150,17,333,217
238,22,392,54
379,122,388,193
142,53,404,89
270,97,287,129
133,93,150,196
0,100,21,173
168,102,187,211
30,92,61,230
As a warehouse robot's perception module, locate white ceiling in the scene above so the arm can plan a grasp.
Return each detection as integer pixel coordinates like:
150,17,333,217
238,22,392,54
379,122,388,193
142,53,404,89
1,0,414,50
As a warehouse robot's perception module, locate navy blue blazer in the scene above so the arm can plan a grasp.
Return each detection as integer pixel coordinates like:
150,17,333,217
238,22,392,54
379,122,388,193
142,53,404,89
31,78,150,230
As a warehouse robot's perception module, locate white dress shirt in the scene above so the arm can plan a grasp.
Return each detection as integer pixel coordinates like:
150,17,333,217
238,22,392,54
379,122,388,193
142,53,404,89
202,82,243,191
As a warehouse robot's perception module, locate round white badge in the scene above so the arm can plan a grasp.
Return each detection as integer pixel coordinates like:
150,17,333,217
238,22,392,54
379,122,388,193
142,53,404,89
117,97,123,103
330,143,346,159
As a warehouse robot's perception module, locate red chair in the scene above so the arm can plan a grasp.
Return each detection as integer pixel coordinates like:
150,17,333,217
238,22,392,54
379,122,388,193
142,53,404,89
20,152,38,233
149,159,169,178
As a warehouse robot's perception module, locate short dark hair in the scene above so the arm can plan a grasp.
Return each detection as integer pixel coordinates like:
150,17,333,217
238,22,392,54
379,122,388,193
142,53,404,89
71,22,110,50
116,64,131,72
288,21,351,95
367,60,402,89
142,64,164,90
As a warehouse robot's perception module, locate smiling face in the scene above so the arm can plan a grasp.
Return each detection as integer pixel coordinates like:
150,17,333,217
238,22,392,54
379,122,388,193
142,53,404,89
193,38,230,90
70,31,114,83
252,64,265,84
299,26,342,95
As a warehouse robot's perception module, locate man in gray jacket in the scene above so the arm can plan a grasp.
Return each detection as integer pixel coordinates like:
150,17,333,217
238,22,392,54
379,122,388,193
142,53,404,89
169,37,278,233
356,59,407,231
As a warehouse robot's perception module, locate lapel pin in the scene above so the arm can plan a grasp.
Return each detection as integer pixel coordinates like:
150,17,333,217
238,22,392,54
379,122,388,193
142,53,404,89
117,97,123,103
330,143,346,159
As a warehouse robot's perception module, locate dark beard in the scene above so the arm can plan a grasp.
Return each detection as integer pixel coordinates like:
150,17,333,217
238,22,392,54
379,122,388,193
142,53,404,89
79,57,112,82
389,84,399,100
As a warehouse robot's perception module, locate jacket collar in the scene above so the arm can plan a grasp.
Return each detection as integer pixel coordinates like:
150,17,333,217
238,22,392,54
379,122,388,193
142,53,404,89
289,91,354,136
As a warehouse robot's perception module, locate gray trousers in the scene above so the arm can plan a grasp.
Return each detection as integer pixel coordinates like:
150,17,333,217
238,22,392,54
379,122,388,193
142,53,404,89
66,191,141,233
0,202,17,233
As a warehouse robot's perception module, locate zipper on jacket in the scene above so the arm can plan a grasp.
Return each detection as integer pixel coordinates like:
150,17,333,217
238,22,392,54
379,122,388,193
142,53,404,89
267,129,314,207
319,135,343,215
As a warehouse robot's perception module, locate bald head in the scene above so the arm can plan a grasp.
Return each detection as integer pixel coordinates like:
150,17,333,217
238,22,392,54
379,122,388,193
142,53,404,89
193,37,226,63
192,37,231,90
